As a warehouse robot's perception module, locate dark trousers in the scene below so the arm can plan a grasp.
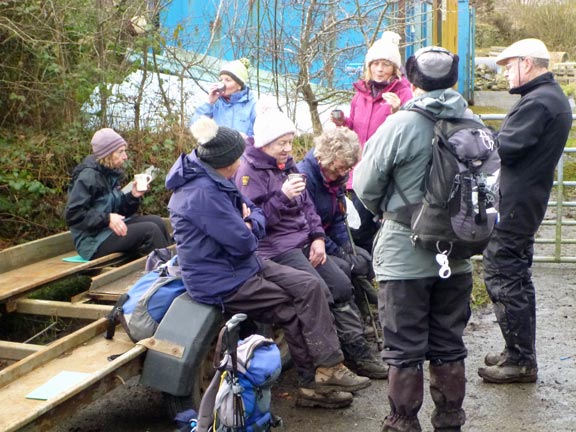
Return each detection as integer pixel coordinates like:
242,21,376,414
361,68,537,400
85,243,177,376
272,248,365,346
379,273,473,368
483,228,537,366
223,260,343,382
94,214,171,258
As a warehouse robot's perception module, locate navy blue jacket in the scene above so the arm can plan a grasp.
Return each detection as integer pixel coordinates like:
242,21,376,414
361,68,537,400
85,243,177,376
166,151,265,305
297,150,351,255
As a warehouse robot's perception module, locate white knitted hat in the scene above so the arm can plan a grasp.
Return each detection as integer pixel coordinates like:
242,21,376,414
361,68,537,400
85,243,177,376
365,31,402,69
253,104,296,149
220,58,249,87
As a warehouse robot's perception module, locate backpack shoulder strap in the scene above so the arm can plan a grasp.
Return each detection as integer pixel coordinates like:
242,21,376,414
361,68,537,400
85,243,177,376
385,107,437,224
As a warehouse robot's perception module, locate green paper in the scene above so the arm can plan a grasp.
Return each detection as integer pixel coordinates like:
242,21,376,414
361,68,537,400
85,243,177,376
62,255,90,263
26,371,91,400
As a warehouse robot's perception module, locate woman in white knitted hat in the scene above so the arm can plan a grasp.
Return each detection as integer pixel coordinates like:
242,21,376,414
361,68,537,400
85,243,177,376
332,31,413,252
190,58,257,138
65,128,171,260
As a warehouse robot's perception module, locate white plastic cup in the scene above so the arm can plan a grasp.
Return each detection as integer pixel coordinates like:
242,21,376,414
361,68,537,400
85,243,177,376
288,173,306,183
135,173,152,192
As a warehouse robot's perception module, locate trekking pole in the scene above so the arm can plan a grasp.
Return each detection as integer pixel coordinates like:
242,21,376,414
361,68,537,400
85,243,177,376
223,314,247,431
343,217,384,351
196,313,247,432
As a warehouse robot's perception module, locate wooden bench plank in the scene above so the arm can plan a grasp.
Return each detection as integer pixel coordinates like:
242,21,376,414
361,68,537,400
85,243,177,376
0,252,123,302
14,299,113,320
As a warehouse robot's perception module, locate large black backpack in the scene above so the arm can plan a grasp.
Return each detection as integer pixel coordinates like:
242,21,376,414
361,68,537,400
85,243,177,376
397,108,500,260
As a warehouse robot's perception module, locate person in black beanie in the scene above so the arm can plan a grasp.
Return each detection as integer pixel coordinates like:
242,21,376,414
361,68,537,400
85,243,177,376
166,116,371,410
354,47,474,432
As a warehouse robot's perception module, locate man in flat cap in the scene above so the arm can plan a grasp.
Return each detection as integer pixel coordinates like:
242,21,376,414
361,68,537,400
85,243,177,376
478,39,572,384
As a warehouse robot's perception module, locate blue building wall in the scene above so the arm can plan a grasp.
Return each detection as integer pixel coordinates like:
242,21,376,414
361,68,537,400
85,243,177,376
159,0,473,96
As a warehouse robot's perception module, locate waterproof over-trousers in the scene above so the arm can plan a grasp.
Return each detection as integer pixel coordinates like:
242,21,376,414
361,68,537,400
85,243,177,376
272,248,367,349
483,229,537,367
429,360,466,431
382,366,423,432
223,260,343,381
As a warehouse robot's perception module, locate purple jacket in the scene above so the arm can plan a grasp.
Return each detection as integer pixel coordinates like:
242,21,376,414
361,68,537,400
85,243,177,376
234,142,325,259
344,77,413,189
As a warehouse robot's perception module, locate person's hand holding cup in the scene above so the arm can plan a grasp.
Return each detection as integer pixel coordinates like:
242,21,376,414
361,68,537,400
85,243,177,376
330,109,345,126
282,173,306,200
132,173,152,197
208,82,226,104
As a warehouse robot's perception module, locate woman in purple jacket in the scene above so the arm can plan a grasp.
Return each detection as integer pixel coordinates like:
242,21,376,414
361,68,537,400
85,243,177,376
235,109,387,380
332,31,413,252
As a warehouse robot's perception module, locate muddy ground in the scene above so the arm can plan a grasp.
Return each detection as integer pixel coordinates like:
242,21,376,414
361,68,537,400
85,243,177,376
54,260,576,432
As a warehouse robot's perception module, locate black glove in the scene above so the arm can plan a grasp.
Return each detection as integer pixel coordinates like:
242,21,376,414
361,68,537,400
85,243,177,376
337,246,372,278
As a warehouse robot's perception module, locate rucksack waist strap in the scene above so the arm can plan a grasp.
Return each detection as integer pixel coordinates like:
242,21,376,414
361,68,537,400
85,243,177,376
383,203,420,227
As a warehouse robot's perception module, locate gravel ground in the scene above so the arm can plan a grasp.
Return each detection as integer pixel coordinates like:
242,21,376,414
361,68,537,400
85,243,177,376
55,260,576,432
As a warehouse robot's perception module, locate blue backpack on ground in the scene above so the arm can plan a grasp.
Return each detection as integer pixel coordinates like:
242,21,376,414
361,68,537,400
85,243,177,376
196,315,282,432
213,334,282,432
105,248,186,342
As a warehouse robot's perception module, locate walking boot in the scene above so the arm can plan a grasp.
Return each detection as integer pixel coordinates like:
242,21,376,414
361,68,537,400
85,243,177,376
296,387,353,409
484,350,507,366
382,366,423,432
343,338,389,379
478,360,538,384
315,363,371,393
429,360,466,432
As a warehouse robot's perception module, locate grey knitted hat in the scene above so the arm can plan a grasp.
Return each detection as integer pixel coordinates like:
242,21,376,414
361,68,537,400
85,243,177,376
405,46,459,92
91,128,127,160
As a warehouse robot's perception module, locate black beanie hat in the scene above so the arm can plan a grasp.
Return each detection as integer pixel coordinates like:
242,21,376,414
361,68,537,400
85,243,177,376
405,46,459,92
190,117,246,169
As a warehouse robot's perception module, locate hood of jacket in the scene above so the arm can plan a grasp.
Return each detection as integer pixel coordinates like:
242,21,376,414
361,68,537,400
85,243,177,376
69,155,123,191
404,88,469,119
223,86,253,105
165,150,238,194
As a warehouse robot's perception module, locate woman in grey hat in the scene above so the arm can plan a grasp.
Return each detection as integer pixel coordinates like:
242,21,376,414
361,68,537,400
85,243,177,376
65,128,171,260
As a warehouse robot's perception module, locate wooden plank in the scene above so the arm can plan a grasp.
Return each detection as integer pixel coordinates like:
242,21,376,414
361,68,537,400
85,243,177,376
0,341,44,361
87,244,175,301
0,232,74,273
0,318,109,388
14,299,112,320
0,329,144,432
0,252,123,302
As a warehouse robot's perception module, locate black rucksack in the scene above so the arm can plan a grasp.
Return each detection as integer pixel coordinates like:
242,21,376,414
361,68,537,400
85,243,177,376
397,108,500,261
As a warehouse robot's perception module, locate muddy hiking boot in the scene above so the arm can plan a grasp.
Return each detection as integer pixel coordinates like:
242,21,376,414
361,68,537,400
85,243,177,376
343,339,389,379
477,362,538,384
346,356,389,379
484,350,507,366
295,387,353,409
315,363,371,392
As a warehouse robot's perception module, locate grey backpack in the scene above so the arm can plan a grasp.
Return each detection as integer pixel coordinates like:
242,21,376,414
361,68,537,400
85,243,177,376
398,108,500,260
